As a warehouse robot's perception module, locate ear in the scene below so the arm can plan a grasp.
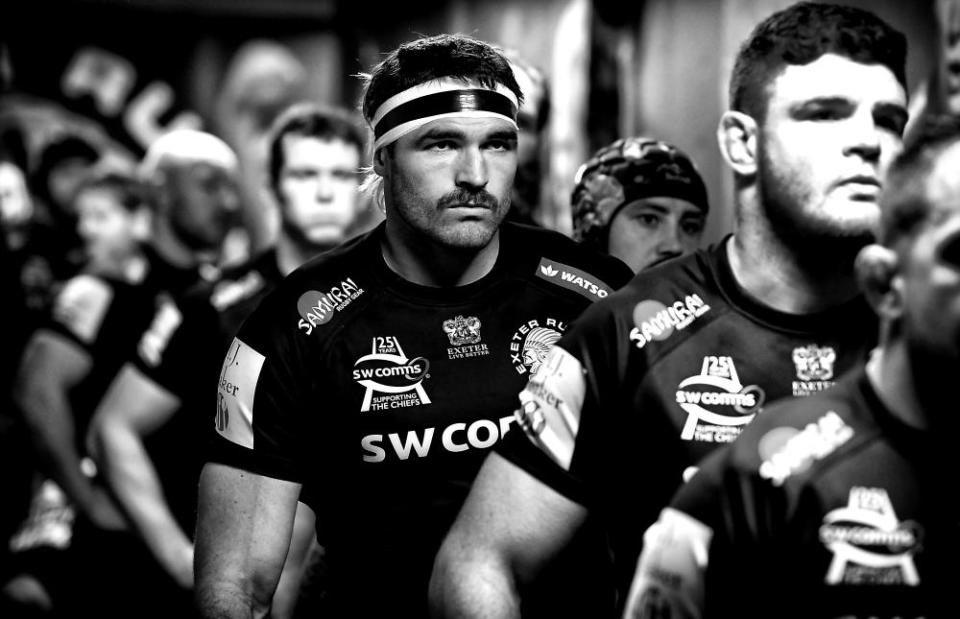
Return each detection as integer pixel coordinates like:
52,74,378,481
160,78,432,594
717,111,758,177
855,244,904,321
372,146,388,177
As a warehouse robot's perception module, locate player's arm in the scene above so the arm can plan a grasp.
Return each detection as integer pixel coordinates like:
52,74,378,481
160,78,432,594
269,501,317,619
431,344,591,618
13,328,125,530
194,462,301,619
621,507,713,619
430,452,588,619
86,362,192,588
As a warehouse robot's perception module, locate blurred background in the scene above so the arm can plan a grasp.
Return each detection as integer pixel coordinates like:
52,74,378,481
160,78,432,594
0,0,945,244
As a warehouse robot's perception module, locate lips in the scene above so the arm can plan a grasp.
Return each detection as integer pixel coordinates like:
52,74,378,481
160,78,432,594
839,175,881,188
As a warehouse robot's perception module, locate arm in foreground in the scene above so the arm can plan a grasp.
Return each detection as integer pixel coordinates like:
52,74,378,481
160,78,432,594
429,452,588,619
87,362,192,587
621,507,712,619
194,462,301,619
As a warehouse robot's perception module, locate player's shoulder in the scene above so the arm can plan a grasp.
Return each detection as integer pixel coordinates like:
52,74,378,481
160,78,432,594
247,229,377,338
51,273,118,344
206,249,279,313
726,372,873,484
501,221,634,301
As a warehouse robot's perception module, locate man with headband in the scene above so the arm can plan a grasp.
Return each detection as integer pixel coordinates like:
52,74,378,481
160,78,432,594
572,136,709,273
193,33,631,618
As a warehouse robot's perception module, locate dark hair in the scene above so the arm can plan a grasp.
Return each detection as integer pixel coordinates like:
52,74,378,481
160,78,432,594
73,169,146,214
266,102,365,202
729,2,907,121
360,33,523,126
879,114,960,248
31,134,101,208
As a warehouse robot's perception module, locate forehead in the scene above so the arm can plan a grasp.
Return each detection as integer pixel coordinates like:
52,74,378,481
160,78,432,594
622,196,704,215
75,186,125,211
281,134,361,163
401,115,517,143
767,53,906,109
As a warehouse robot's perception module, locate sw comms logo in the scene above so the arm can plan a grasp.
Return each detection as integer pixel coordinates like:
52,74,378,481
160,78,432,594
675,355,763,443
352,336,430,412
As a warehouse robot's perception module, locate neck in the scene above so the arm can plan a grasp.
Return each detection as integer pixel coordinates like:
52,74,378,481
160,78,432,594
728,192,863,313
381,220,500,287
865,343,930,431
275,234,322,276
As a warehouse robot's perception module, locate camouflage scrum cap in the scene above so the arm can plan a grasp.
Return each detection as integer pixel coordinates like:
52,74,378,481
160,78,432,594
571,137,708,247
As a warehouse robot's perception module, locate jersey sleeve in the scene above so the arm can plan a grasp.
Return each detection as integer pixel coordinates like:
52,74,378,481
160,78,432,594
131,291,215,397
204,291,312,483
46,274,114,350
496,296,626,506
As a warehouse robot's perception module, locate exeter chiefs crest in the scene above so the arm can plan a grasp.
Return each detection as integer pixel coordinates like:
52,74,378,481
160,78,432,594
443,315,482,346
792,344,837,396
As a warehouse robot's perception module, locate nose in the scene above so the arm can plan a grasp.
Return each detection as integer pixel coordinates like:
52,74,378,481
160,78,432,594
843,110,881,163
455,146,488,191
656,226,684,259
315,173,335,203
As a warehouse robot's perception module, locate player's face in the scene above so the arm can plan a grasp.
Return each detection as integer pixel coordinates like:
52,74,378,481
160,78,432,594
381,115,517,250
900,142,960,361
167,161,239,252
757,53,907,245
75,187,141,274
607,197,705,273
277,134,362,250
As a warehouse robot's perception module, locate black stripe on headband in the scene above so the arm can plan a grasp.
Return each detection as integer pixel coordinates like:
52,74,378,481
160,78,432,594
374,89,518,140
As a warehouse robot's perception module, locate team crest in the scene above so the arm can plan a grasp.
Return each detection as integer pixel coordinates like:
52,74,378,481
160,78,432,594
443,315,489,360
792,344,837,396
509,317,568,376
820,486,923,586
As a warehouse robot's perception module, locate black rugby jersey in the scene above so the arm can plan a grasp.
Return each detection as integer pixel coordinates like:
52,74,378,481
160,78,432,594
43,246,200,437
498,236,878,599
207,221,632,616
658,367,951,618
130,248,284,532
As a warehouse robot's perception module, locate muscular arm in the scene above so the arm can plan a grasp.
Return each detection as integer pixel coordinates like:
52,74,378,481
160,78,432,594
87,362,192,587
621,507,712,619
195,462,301,619
429,452,588,619
13,330,125,529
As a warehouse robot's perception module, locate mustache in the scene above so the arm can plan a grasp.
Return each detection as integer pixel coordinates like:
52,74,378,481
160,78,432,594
437,188,500,210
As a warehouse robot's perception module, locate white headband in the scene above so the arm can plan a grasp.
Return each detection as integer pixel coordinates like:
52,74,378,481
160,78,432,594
370,78,519,151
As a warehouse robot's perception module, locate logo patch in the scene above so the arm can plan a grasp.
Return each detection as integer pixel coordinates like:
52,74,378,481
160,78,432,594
352,336,431,412
792,344,837,396
297,277,363,335
535,258,613,301
215,338,265,449
675,355,764,442
509,317,568,376
211,271,265,311
443,315,489,360
629,293,710,349
138,295,183,367
758,410,854,485
820,487,922,586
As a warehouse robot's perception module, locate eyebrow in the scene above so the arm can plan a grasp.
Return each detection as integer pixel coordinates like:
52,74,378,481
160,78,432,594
415,127,518,145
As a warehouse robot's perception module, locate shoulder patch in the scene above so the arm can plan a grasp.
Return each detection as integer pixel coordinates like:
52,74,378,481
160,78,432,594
210,271,266,312
215,337,265,448
52,275,114,344
534,258,614,302
137,296,183,367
